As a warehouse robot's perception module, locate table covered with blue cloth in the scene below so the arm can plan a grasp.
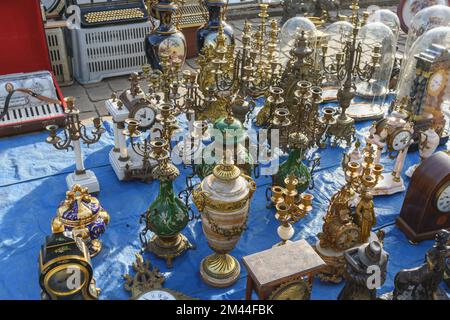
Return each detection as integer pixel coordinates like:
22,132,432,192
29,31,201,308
0,101,449,300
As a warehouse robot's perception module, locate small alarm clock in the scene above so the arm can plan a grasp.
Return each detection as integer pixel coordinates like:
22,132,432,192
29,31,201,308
397,151,450,242
38,231,100,300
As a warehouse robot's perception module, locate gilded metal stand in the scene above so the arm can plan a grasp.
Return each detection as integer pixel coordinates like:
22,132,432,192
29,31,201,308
148,234,194,268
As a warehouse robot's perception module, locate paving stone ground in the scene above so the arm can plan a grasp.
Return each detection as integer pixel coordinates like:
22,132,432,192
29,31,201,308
61,6,406,122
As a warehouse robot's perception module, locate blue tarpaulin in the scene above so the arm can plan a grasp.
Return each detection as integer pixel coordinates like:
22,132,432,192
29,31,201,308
0,105,449,300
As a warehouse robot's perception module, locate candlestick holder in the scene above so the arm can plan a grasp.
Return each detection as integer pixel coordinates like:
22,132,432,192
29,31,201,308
320,0,381,147
271,174,313,246
197,4,283,122
46,97,104,193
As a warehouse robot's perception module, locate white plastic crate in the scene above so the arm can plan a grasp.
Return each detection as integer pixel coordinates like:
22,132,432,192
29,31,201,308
70,22,151,84
45,27,73,86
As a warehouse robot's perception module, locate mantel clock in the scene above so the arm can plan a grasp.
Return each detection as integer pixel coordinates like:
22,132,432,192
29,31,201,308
397,151,450,242
124,253,194,300
39,231,99,300
409,44,449,145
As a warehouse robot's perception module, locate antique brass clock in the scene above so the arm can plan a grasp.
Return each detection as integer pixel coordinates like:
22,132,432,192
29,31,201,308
397,151,450,242
124,253,195,300
39,231,99,300
119,73,157,131
409,44,449,141
269,280,311,300
427,69,449,97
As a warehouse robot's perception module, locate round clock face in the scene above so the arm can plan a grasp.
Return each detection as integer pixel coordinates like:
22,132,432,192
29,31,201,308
436,183,450,213
428,70,448,96
391,130,412,151
137,290,176,300
336,227,359,250
269,280,311,300
45,264,87,296
132,106,156,129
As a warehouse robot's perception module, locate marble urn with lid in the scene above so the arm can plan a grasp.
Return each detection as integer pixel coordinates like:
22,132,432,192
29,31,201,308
193,159,256,287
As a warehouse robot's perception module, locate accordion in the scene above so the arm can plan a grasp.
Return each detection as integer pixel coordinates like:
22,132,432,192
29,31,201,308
0,71,65,137
67,0,148,28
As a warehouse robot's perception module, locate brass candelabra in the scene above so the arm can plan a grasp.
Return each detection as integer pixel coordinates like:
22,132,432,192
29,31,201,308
271,174,314,246
46,97,104,193
196,4,283,122
46,97,104,151
122,103,179,181
320,0,381,146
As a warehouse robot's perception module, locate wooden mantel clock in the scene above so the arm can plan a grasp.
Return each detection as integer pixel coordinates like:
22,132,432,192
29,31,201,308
397,151,450,242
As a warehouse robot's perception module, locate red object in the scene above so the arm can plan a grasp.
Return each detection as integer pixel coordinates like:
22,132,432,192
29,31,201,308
0,0,66,137
181,27,199,59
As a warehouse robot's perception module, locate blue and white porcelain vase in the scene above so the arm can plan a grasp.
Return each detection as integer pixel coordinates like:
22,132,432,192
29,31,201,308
196,0,234,53
144,0,187,70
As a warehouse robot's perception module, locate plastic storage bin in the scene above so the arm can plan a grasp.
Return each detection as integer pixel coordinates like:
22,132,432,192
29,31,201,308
45,26,73,86
70,21,151,84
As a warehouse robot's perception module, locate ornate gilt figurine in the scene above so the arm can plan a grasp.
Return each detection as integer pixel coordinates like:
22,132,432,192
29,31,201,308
124,253,194,300
192,155,256,287
315,144,384,282
52,184,110,257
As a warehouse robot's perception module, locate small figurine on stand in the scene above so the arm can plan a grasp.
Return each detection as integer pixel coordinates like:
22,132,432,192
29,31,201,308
338,240,388,300
380,230,450,300
406,126,440,178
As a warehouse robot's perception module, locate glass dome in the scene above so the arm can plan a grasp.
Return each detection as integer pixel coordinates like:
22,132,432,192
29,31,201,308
403,5,450,58
280,17,317,51
355,22,396,98
321,20,353,100
397,26,450,100
367,9,401,41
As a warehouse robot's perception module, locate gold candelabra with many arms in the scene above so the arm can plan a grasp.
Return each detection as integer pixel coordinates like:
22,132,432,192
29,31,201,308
319,0,381,147
271,173,314,246
195,4,283,122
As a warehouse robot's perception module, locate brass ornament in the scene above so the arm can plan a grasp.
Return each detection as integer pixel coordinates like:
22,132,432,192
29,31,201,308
319,0,380,147
52,184,110,258
271,174,314,246
316,143,384,282
268,279,311,300
124,253,195,300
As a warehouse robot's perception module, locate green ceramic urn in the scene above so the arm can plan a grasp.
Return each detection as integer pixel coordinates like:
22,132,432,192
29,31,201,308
142,140,192,268
273,132,315,194
196,113,253,179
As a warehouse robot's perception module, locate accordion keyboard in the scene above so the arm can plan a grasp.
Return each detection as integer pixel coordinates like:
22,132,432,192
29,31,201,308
0,104,64,125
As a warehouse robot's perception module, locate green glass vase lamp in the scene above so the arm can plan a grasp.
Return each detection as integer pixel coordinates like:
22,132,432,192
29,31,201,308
139,137,193,267
144,0,187,71
272,132,320,196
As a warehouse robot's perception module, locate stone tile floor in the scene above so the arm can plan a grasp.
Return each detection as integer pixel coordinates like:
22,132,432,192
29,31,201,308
61,6,405,122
